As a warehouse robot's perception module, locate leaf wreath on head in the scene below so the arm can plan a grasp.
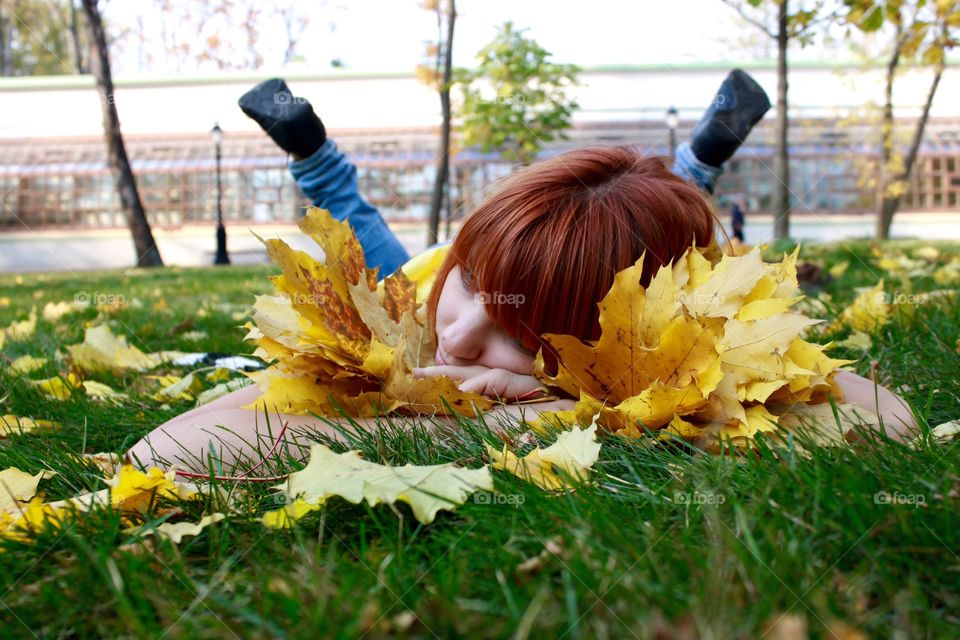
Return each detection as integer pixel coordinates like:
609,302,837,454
247,207,865,449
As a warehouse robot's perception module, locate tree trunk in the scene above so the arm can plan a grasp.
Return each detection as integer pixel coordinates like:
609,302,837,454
877,23,902,241
81,0,163,267
877,52,944,239
772,0,791,240
427,0,455,247
0,2,11,76
69,0,85,74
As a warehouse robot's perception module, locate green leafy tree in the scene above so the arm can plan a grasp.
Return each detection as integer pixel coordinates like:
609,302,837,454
844,0,958,240
454,22,579,165
722,0,839,239
0,0,85,76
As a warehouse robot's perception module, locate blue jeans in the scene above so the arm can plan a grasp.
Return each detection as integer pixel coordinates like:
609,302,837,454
290,139,410,279
672,142,724,194
290,140,723,281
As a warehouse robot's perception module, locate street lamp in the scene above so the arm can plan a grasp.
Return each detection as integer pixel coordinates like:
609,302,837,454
665,107,679,159
210,122,230,265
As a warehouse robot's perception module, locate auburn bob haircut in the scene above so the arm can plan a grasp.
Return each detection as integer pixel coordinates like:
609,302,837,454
425,145,721,370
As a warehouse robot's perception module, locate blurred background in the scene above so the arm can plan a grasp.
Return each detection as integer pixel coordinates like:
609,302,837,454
1,0,958,271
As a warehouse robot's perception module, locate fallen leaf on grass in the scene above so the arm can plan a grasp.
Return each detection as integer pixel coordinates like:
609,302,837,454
10,355,47,374
2,308,37,342
837,330,873,351
30,374,80,400
42,300,86,322
82,380,128,402
485,421,601,491
262,499,321,529
0,467,58,513
266,442,493,525
68,452,121,477
839,281,888,332
908,420,960,448
0,415,60,438
125,512,225,544
67,324,185,373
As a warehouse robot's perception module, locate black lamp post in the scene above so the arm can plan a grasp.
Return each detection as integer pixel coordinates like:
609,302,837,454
666,107,679,159
211,123,230,265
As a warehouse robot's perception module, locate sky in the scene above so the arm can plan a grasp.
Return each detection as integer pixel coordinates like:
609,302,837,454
300,0,758,71
103,0,819,76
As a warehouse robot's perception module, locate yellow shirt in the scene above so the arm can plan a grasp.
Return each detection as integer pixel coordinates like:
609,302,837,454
377,243,451,305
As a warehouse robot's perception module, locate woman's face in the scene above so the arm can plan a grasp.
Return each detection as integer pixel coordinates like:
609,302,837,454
432,265,537,375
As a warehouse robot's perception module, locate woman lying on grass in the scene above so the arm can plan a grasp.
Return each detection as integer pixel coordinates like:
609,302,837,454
128,146,918,473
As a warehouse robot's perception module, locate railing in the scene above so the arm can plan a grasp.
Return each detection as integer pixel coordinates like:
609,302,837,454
2,118,959,231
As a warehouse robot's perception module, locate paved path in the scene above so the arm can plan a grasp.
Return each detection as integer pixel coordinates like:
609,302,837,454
1,214,958,274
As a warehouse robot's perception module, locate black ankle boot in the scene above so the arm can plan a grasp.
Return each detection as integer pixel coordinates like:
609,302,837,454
238,78,327,159
690,69,771,168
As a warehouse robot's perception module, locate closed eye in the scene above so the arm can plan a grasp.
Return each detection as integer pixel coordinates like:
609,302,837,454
512,337,538,357
460,266,476,291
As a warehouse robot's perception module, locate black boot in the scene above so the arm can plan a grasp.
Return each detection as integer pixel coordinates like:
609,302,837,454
238,78,327,159
690,69,771,168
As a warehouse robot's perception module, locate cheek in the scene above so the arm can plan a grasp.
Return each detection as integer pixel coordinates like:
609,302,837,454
433,270,466,334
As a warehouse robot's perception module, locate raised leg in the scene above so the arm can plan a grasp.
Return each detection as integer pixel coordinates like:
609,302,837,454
239,78,410,278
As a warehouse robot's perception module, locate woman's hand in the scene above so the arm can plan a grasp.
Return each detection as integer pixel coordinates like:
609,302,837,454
412,364,545,402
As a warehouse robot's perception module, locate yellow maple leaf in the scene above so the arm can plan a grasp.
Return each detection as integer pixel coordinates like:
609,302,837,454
270,443,494,524
106,465,198,514
67,325,184,373
485,421,602,491
0,495,65,543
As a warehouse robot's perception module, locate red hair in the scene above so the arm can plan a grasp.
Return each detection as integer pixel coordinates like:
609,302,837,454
426,146,720,371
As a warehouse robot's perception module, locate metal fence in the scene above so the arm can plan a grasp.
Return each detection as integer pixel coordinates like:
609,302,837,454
1,118,959,231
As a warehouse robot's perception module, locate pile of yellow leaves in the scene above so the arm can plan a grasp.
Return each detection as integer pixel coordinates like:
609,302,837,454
249,207,861,449
0,463,210,546
532,246,856,447
244,206,493,418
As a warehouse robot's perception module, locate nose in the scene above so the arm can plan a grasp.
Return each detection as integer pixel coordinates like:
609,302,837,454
439,306,493,363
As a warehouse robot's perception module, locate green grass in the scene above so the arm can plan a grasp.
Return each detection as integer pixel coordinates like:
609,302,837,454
1,240,959,639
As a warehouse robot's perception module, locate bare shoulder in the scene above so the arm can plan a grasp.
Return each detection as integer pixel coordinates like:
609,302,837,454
832,370,918,442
